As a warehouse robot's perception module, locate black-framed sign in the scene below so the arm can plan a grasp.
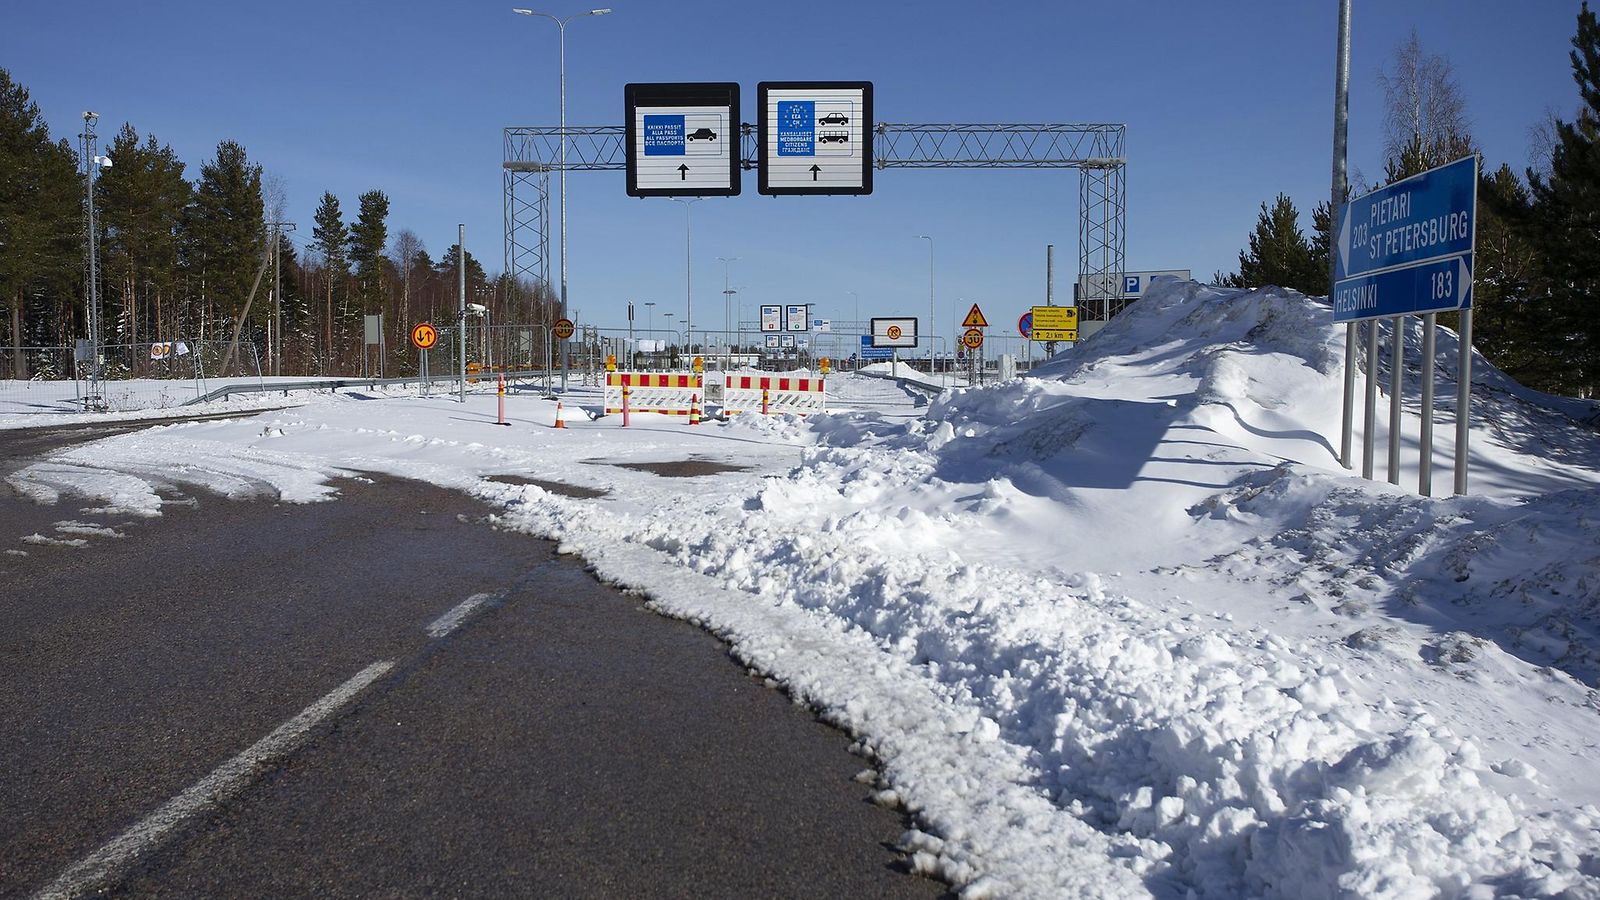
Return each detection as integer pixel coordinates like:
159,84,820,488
757,81,873,196
625,82,741,198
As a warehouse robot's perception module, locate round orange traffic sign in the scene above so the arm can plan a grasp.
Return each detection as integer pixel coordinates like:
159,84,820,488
962,328,984,350
411,322,439,350
553,318,575,340
886,325,903,341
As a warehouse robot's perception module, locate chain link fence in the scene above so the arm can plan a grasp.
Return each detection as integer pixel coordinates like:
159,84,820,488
1,340,263,415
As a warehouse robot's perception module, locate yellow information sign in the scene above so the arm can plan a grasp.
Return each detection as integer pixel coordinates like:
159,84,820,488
1029,305,1078,342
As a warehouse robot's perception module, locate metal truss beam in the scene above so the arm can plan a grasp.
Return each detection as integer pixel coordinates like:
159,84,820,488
503,122,1126,320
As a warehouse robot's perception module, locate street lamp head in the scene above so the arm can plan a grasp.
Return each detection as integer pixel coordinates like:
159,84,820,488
512,7,534,13
588,7,612,15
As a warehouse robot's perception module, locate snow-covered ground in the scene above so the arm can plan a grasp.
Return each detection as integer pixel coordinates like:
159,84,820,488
8,281,1600,897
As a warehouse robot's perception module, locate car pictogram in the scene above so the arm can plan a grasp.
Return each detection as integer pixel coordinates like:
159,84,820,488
687,127,718,141
818,112,849,125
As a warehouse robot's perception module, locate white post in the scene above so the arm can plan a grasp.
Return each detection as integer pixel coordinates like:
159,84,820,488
1363,319,1377,480
1420,313,1436,496
1388,316,1403,485
1454,309,1472,495
458,224,467,404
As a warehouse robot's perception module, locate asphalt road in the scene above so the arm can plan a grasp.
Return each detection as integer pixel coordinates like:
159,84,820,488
0,421,941,898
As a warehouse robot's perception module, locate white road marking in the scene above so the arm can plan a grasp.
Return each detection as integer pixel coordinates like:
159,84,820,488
33,660,395,900
426,593,496,638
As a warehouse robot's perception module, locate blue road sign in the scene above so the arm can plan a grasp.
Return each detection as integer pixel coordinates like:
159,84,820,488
777,101,815,156
1334,155,1477,322
643,115,685,156
860,335,892,361
1334,255,1473,321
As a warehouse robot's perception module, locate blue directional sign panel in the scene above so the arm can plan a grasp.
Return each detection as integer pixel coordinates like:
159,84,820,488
1334,155,1477,322
1334,255,1473,321
860,335,893,361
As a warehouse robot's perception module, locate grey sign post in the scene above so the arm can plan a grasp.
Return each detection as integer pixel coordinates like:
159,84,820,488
1333,154,1478,495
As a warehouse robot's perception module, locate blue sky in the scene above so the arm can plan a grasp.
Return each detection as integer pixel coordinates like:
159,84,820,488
3,0,1586,346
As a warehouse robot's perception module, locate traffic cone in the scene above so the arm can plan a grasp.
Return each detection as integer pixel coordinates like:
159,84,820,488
689,393,701,426
554,399,566,429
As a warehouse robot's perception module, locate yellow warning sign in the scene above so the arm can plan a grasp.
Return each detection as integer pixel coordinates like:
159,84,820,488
961,304,989,328
1029,306,1078,342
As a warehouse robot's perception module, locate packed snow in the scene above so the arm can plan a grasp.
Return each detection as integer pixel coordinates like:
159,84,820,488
7,280,1600,897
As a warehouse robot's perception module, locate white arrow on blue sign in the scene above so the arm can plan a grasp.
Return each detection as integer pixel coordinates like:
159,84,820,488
1334,155,1478,323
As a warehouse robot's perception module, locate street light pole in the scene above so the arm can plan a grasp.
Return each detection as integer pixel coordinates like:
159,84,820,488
917,235,934,369
673,197,701,355
512,7,611,393
718,256,738,351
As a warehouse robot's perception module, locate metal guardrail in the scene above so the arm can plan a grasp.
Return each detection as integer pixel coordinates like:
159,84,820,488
184,370,557,406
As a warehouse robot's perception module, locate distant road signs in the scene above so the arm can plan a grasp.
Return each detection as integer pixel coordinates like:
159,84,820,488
1077,269,1193,302
785,304,810,333
411,322,439,350
859,335,893,361
758,82,873,196
871,317,917,348
554,318,575,340
760,305,782,332
626,83,741,197
961,304,989,328
1017,312,1032,339
962,328,984,350
1334,155,1477,322
1030,306,1077,342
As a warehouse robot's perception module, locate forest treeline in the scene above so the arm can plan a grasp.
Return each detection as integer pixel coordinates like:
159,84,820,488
0,67,556,377
1219,7,1600,400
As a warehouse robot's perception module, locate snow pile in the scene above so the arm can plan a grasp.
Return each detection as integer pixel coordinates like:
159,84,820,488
14,280,1600,897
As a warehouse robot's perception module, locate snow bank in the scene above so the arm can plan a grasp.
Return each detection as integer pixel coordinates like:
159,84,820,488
15,282,1600,897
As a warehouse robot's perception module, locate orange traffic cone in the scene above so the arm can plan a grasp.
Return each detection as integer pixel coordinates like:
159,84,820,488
554,399,566,429
689,393,701,426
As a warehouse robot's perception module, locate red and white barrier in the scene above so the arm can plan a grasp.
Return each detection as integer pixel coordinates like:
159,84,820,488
722,374,826,416
605,372,704,417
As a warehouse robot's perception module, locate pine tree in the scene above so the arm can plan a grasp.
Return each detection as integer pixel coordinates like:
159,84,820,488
1230,195,1321,294
98,123,191,345
0,68,82,363
1474,164,1558,391
1528,1,1600,397
188,140,265,341
1308,200,1334,297
348,189,389,313
310,192,350,371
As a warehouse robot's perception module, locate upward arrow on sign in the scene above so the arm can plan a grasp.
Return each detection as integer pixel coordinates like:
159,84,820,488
962,304,989,328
